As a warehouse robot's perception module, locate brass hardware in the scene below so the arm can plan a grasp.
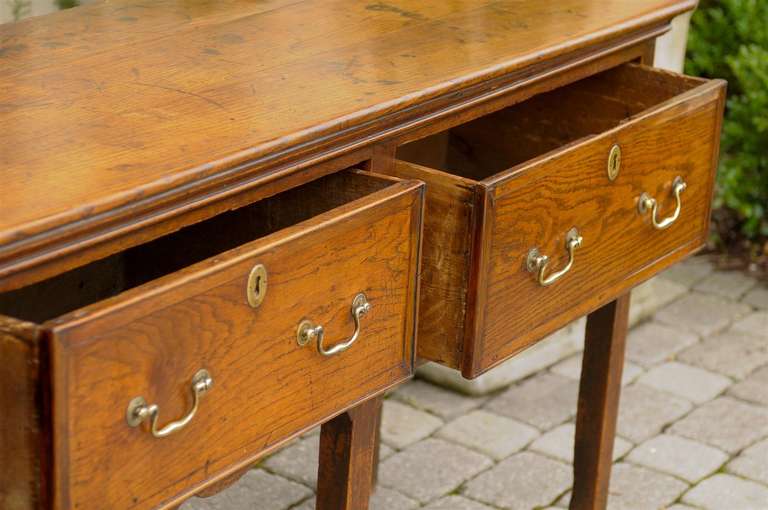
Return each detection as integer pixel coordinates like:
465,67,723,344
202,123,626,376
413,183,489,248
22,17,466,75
638,176,687,230
126,369,213,438
297,293,371,357
526,228,583,287
246,264,267,308
607,144,621,181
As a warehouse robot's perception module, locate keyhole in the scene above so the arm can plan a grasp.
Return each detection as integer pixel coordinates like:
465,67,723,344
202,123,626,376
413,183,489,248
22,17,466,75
607,144,621,181
247,264,267,308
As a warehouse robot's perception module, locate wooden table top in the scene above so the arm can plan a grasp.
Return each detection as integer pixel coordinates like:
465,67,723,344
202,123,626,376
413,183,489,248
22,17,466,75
0,0,693,274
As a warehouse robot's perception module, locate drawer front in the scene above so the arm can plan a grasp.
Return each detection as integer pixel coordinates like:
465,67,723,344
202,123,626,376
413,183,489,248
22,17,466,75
471,79,725,374
49,180,423,509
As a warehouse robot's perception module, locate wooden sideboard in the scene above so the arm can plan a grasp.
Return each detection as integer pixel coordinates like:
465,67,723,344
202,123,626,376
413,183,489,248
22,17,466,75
0,1,725,509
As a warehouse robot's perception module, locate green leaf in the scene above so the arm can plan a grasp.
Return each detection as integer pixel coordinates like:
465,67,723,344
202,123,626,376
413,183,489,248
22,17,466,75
686,0,768,239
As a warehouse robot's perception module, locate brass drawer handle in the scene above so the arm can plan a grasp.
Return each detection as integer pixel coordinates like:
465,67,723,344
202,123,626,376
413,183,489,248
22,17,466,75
297,293,371,357
526,228,583,287
638,176,687,230
126,369,213,438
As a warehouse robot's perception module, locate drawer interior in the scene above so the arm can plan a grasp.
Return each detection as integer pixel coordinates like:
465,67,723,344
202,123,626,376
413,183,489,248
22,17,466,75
397,64,705,181
0,170,393,323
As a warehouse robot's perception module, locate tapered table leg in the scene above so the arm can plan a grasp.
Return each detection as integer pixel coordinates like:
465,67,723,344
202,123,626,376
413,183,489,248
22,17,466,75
371,403,383,487
570,294,630,510
316,396,383,510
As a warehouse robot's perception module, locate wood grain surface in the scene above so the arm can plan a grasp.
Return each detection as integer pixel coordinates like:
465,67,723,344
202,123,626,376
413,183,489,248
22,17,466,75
571,294,631,510
474,66,725,375
37,173,422,509
396,64,725,377
387,159,477,368
0,0,694,287
317,397,382,510
0,316,48,510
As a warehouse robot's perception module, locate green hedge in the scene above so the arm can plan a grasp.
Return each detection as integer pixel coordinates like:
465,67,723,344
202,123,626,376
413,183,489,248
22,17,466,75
686,0,768,239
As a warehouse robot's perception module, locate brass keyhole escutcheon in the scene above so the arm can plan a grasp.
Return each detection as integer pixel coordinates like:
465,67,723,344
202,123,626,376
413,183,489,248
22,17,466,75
247,264,267,308
607,144,621,181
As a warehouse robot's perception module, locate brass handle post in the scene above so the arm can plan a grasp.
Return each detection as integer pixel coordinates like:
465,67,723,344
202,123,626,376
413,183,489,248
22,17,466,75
297,293,371,357
126,369,213,438
526,228,583,287
638,176,687,230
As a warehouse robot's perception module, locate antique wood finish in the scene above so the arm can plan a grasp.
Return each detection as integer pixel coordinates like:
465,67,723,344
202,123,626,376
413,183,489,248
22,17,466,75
1,1,719,508
50,176,422,510
0,316,48,510
475,66,725,375
0,171,423,509
0,147,375,294
395,64,725,377
0,0,695,292
317,397,383,510
387,160,476,368
571,294,631,510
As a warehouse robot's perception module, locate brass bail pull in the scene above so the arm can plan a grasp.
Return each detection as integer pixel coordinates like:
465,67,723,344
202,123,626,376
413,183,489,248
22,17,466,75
526,228,583,287
638,176,687,230
126,369,213,438
297,293,371,357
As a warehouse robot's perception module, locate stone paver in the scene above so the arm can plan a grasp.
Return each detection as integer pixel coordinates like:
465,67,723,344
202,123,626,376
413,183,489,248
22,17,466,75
380,400,443,449
380,443,395,460
435,410,539,460
369,488,420,510
180,470,311,510
683,474,768,510
484,372,579,430
626,434,728,482
678,329,768,379
732,310,768,339
670,396,768,453
606,463,689,510
264,435,319,487
625,321,699,367
693,270,757,299
728,364,768,405
529,423,632,464
742,286,768,309
379,438,492,504
728,452,768,487
629,277,688,325
636,362,731,404
291,498,315,510
549,354,643,385
417,319,585,396
422,495,495,510
660,257,714,287
183,260,768,510
392,380,487,419
726,438,768,486
655,292,751,336
742,438,768,461
463,451,572,510
616,384,693,443
291,487,419,510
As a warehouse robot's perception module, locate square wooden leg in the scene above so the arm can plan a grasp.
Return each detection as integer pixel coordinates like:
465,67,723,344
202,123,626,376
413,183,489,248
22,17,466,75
372,403,382,488
570,294,630,510
316,396,383,510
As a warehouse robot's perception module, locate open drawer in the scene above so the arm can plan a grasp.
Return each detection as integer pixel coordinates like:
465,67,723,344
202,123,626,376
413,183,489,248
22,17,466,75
391,63,725,377
0,170,423,509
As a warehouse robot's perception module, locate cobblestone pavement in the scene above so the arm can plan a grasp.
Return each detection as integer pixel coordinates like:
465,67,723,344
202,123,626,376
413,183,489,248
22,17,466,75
182,258,768,510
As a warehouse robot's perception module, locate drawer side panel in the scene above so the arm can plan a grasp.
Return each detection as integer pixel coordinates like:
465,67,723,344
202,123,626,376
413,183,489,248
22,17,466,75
388,161,476,368
0,316,48,510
